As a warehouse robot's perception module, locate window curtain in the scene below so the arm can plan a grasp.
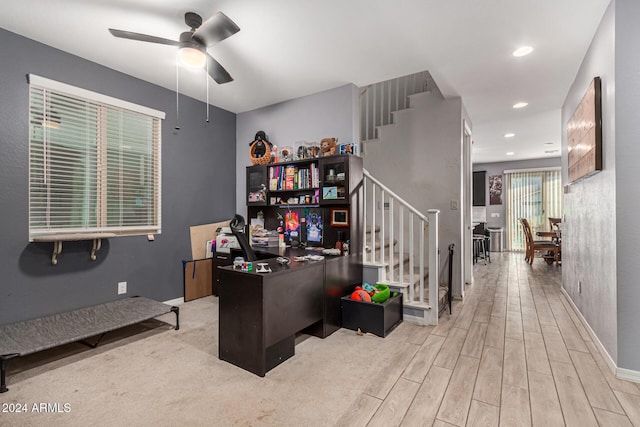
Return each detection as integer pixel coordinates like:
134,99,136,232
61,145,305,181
505,169,562,251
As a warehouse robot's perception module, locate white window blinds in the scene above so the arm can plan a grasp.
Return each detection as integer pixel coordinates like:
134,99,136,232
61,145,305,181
28,75,164,240
505,168,562,250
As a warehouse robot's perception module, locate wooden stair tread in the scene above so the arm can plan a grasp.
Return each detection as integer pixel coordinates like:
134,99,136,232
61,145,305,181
387,265,429,286
364,225,381,233
364,238,397,252
401,286,449,309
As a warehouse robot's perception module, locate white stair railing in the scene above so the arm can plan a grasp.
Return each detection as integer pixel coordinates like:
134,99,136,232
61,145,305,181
360,71,435,142
362,169,440,319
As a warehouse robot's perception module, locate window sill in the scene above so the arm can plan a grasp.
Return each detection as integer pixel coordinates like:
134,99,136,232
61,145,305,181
31,233,117,265
31,232,117,242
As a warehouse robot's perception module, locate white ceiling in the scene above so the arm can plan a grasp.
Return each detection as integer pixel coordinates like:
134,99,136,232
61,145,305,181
0,0,610,164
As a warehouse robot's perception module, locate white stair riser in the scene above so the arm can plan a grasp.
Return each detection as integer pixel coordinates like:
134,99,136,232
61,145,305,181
403,304,437,326
363,264,386,284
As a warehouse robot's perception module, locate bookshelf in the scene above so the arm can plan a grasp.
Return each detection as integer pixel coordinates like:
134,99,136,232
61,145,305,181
246,154,362,249
246,155,361,208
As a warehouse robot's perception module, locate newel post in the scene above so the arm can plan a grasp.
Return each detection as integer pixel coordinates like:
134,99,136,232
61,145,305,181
428,209,440,324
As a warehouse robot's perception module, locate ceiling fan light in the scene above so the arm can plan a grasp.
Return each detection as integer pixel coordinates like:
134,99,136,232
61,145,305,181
513,46,534,57
179,46,206,68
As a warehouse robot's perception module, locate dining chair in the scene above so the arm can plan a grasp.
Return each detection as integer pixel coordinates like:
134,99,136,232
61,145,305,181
548,217,562,231
519,218,559,266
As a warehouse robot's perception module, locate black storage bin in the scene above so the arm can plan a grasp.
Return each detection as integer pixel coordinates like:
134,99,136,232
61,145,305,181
341,293,403,337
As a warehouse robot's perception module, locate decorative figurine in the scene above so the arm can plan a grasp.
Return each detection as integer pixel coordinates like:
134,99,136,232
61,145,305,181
321,137,337,156
249,130,274,165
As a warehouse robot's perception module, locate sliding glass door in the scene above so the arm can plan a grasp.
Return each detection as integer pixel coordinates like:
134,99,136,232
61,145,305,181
506,169,562,250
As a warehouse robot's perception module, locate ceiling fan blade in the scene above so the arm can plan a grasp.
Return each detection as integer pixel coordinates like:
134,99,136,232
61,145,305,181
192,12,240,46
109,29,179,46
206,53,233,84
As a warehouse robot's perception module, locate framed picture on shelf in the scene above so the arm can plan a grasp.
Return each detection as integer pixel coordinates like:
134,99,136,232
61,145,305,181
322,186,338,200
330,208,349,227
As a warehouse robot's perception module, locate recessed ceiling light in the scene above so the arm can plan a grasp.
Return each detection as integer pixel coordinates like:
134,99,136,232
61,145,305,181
513,46,534,57
504,133,515,138
506,152,515,156
513,102,528,109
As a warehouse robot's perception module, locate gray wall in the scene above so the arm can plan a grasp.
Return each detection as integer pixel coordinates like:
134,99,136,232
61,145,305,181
0,28,237,324
235,84,360,216
561,2,617,363
473,157,561,230
363,92,466,296
615,0,640,372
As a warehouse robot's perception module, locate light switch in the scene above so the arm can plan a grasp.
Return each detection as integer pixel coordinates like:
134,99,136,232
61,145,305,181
450,200,458,210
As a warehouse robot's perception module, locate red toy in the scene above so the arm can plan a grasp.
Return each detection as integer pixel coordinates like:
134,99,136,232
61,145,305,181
350,289,371,302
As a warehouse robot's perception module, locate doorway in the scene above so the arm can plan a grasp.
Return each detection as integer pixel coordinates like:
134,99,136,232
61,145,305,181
505,168,562,250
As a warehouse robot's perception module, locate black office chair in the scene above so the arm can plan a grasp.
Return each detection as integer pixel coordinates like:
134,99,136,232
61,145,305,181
230,214,257,261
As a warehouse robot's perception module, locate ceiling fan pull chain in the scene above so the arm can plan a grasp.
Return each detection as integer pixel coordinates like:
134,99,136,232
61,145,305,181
206,59,210,123
175,57,180,130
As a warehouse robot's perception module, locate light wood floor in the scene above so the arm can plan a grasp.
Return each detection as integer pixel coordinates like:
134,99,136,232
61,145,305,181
337,252,640,427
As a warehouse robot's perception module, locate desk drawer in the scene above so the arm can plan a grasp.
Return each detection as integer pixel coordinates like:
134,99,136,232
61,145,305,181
212,252,233,296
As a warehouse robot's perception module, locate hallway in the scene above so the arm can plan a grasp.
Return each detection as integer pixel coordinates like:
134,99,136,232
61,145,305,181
339,252,640,426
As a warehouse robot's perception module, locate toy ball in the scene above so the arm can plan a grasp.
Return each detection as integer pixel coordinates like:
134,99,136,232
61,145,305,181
350,289,371,302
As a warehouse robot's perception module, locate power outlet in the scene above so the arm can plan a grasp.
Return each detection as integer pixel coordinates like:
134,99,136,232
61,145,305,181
118,281,127,295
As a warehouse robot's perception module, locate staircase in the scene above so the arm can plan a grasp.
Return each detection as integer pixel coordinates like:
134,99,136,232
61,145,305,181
359,70,451,326
360,70,440,144
362,169,443,326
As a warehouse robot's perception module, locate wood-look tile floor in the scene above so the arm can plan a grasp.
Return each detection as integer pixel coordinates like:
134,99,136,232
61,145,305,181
337,252,640,427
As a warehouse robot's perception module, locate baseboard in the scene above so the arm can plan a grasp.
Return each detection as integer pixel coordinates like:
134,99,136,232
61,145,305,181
617,367,640,383
560,287,617,375
561,288,640,384
164,297,185,306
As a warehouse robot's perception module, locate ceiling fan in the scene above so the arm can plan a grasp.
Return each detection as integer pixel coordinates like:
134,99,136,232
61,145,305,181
109,11,240,84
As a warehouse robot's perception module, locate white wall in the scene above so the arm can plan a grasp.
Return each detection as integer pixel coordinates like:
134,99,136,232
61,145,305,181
561,1,617,362
364,91,465,296
235,84,359,216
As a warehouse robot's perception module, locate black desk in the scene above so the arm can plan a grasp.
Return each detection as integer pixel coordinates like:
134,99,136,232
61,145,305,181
218,252,360,376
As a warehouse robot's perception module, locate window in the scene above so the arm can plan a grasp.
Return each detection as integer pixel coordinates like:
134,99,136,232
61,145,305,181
28,75,164,240
505,168,562,250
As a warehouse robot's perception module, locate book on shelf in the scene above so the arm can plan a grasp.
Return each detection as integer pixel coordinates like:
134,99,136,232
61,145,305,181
267,163,318,191
269,165,279,191
284,165,295,190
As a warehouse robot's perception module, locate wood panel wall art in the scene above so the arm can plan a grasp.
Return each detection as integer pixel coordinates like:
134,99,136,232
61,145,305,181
567,77,602,183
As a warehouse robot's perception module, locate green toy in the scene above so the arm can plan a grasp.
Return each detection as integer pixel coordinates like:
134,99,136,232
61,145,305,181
371,284,390,303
